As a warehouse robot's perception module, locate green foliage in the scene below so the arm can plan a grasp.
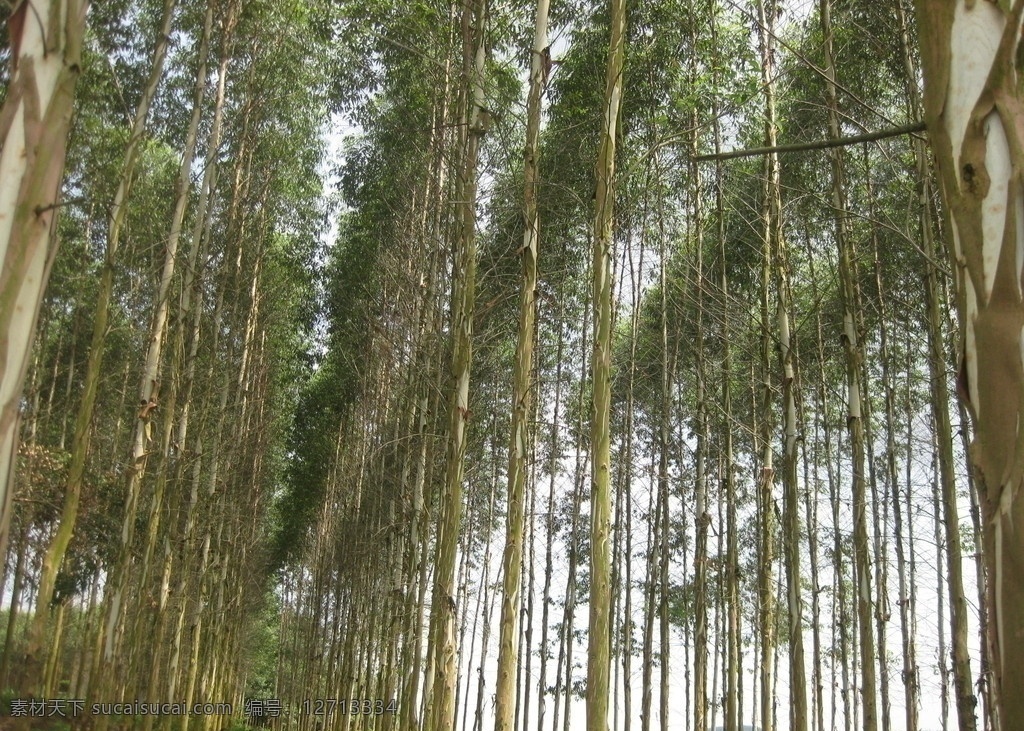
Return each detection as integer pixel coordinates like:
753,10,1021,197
241,593,281,699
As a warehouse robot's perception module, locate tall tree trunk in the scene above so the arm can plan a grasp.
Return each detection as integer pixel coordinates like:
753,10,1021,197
470,454,498,731
0,0,88,558
772,119,808,731
494,0,549,726
723,277,740,731
861,153,894,731
754,5,796,729
924,163,979,731
588,0,625,728
24,2,178,682
819,2,878,729
911,1,1024,726
100,0,221,681
798,347,825,731
688,36,710,723
537,303,564,731
554,338,588,731
707,11,740,730
932,445,951,731
641,458,658,731
651,163,671,731
524,398,540,731
0,520,28,688
426,0,486,727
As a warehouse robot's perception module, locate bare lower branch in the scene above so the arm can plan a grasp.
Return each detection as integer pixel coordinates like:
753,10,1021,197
693,121,926,162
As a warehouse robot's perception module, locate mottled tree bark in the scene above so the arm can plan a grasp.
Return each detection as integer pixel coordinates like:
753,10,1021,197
0,0,88,562
914,3,1024,727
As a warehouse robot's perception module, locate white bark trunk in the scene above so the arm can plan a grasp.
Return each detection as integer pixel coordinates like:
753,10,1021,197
915,2,1024,727
0,0,88,560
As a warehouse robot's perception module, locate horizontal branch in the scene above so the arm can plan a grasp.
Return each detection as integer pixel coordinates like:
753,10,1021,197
34,196,91,216
693,121,926,162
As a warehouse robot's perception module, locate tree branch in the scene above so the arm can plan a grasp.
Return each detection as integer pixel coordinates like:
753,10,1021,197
693,122,926,162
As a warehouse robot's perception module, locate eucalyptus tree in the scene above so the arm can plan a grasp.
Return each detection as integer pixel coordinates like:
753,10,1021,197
269,2,474,725
424,0,488,727
751,1,806,727
24,0,179,685
172,0,330,704
0,0,88,559
494,0,550,727
0,0,333,710
887,3,979,729
587,1,625,731
8,2,1017,730
98,0,223,686
818,2,878,728
913,2,1024,727
752,6,782,730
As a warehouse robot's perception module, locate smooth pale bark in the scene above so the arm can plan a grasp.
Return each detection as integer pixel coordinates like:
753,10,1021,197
724,365,740,731
472,466,499,731
0,0,88,560
913,2,1024,727
777,222,806,731
710,458,723,731
771,116,808,731
655,204,672,731
588,0,625,730
868,129,925,728
931,453,951,731
798,344,825,731
707,20,728,727
921,98,980,731
524,434,538,731
426,0,486,728
658,424,671,731
493,1,548,728
553,309,587,731
888,25,930,731
643,163,670,731
134,18,233,694
555,308,590,731
618,279,636,731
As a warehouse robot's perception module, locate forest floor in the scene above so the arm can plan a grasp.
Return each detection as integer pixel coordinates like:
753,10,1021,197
0,719,69,731
0,717,257,731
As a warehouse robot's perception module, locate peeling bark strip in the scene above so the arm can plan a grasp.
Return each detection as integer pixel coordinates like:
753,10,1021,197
0,0,88,564
914,1,1024,727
